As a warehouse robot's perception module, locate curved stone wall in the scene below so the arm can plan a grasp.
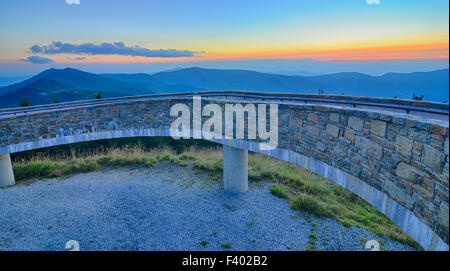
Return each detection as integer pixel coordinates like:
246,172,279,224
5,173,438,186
0,97,448,250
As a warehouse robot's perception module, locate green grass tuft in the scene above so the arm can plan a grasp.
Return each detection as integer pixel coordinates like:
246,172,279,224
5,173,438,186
269,185,289,199
221,242,232,249
291,195,330,217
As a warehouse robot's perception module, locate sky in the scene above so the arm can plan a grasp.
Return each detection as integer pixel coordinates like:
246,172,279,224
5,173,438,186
0,0,448,76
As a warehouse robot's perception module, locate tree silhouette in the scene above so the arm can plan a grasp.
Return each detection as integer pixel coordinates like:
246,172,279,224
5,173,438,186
412,93,424,101
94,92,102,99
54,97,60,103
19,97,31,107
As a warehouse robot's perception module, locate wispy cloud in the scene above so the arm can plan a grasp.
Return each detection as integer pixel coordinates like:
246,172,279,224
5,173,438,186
73,56,86,60
66,0,80,5
30,41,200,58
365,0,380,4
20,55,54,64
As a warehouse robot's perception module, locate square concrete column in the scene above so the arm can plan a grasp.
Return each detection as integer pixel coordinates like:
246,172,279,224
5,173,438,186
223,145,248,193
0,154,15,187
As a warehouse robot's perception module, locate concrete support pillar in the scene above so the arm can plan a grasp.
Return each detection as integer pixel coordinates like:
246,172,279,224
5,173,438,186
0,154,15,187
223,145,248,193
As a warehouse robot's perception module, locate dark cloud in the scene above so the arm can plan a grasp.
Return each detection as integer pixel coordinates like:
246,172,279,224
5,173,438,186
20,55,54,64
30,41,199,58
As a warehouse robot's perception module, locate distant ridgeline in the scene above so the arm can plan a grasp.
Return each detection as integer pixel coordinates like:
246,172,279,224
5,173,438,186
0,67,448,108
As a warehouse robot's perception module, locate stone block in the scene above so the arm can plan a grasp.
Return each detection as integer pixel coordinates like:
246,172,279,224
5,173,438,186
384,179,415,210
345,128,355,142
355,136,368,153
307,113,319,123
395,135,413,158
422,144,445,172
333,143,347,157
396,162,434,201
443,159,449,182
316,141,328,152
326,123,339,138
367,141,383,160
370,120,387,137
306,125,320,137
436,202,449,244
430,124,447,136
396,162,425,186
348,116,364,131
438,202,449,228
330,113,340,123
444,137,449,155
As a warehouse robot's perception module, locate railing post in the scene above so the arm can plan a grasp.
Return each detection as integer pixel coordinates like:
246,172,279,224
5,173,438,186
223,145,248,193
0,153,15,187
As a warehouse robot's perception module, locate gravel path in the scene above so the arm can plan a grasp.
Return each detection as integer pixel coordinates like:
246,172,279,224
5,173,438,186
0,163,416,251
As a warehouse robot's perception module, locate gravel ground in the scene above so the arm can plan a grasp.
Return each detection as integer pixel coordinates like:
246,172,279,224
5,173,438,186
0,163,416,251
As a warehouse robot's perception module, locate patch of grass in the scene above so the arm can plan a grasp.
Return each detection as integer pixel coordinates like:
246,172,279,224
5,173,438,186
13,147,193,182
13,159,100,180
360,238,368,245
309,233,317,240
163,179,176,184
269,185,289,199
221,242,232,249
180,179,196,188
291,195,330,217
305,240,317,251
200,240,208,246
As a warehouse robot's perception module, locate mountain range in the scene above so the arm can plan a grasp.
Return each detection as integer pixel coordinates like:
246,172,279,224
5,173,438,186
0,75,31,87
0,67,448,108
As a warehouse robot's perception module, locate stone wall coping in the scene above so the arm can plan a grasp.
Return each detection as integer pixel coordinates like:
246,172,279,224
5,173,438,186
1,90,448,112
3,96,447,129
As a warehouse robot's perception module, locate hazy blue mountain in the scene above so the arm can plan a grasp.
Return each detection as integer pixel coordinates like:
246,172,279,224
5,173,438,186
151,67,448,102
0,68,153,96
307,72,392,96
0,69,57,96
269,71,326,76
378,69,449,102
152,67,325,92
0,75,32,87
307,69,449,102
101,73,167,86
101,73,202,92
0,78,127,108
152,67,185,74
0,68,158,108
0,67,448,109
0,68,201,108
